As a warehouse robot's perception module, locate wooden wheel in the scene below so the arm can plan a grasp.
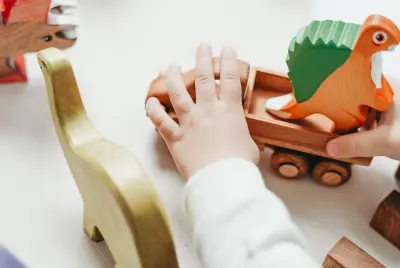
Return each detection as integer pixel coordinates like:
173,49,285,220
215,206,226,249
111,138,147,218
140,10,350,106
312,160,351,187
270,148,310,179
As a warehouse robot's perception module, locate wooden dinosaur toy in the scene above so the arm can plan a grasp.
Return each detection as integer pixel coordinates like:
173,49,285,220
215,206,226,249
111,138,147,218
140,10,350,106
37,48,179,268
264,14,400,133
0,0,77,83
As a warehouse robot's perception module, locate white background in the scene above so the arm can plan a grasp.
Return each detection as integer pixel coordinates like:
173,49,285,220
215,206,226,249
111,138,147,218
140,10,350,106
1,0,400,267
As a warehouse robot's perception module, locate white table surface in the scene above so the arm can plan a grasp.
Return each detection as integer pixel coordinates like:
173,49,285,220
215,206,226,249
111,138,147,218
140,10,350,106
1,0,400,267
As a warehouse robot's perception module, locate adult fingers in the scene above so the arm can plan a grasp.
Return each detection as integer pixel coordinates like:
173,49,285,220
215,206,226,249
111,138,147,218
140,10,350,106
146,97,182,142
380,102,397,125
326,128,388,158
166,64,194,120
195,43,217,103
219,46,242,103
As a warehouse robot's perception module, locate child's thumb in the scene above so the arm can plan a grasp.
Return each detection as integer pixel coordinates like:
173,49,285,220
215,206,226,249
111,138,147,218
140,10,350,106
326,130,382,158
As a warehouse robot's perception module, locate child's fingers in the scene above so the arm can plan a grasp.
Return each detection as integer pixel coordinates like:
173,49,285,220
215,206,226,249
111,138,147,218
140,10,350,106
195,43,217,103
146,97,182,142
219,46,242,104
166,64,194,120
326,128,388,158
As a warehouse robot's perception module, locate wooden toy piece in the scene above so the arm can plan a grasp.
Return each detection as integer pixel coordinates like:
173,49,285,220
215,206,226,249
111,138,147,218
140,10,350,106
0,247,26,268
148,57,250,106
265,15,399,133
312,159,351,187
370,190,400,250
270,147,310,179
37,48,179,268
146,59,373,187
0,0,78,83
322,236,385,268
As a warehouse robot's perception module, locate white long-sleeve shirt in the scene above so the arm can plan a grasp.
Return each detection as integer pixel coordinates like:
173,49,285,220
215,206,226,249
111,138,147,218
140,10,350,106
183,158,319,268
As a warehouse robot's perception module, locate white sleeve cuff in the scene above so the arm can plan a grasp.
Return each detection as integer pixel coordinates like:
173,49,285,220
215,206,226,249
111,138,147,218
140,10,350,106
183,157,307,250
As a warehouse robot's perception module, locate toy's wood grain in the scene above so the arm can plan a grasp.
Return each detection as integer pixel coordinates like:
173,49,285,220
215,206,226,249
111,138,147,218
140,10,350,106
270,147,309,178
0,21,74,58
323,236,385,267
370,190,400,250
146,57,250,106
0,0,77,83
37,48,179,268
312,160,351,187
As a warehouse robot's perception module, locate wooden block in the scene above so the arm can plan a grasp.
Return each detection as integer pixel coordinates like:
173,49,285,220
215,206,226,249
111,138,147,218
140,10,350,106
323,236,385,267
0,247,26,268
370,190,400,250
37,48,179,268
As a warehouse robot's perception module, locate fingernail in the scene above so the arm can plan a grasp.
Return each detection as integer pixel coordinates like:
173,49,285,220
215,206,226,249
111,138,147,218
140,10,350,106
166,63,181,75
221,46,237,57
327,142,340,157
197,43,212,55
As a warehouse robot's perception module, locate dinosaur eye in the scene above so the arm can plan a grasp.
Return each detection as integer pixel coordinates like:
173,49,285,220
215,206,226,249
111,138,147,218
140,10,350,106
42,35,53,42
373,31,387,45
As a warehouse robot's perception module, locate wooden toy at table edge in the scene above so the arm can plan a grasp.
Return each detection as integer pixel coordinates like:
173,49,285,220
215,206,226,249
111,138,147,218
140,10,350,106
323,236,385,267
37,47,179,268
0,0,77,83
370,189,400,251
145,58,372,187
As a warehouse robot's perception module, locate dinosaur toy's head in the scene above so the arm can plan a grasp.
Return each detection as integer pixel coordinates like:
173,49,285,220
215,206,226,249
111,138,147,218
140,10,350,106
355,14,400,56
0,0,78,58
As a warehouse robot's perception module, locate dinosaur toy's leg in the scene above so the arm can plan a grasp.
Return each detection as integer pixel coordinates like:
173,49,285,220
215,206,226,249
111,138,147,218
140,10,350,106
265,93,313,119
331,106,369,132
370,75,395,112
0,57,15,76
0,55,27,83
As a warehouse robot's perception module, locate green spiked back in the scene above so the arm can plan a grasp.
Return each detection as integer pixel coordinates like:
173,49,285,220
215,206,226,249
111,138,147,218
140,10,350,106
287,20,361,103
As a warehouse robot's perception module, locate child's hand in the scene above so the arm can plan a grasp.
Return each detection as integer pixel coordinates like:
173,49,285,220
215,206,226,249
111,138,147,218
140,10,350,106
146,44,259,180
326,103,400,160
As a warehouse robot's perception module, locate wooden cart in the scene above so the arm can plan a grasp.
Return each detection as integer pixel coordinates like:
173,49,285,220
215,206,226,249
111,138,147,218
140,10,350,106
146,59,372,187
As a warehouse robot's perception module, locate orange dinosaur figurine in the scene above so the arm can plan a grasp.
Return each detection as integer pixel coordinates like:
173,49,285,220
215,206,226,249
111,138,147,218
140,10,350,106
265,15,400,133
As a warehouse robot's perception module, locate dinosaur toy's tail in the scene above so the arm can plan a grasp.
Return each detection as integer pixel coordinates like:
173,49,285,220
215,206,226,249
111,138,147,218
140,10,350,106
264,93,305,119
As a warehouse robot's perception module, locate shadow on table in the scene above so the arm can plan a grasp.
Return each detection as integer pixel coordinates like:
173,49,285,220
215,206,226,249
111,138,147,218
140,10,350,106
153,133,179,173
0,79,55,143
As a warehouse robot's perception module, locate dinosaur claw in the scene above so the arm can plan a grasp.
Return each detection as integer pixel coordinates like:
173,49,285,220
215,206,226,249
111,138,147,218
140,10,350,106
48,0,79,40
